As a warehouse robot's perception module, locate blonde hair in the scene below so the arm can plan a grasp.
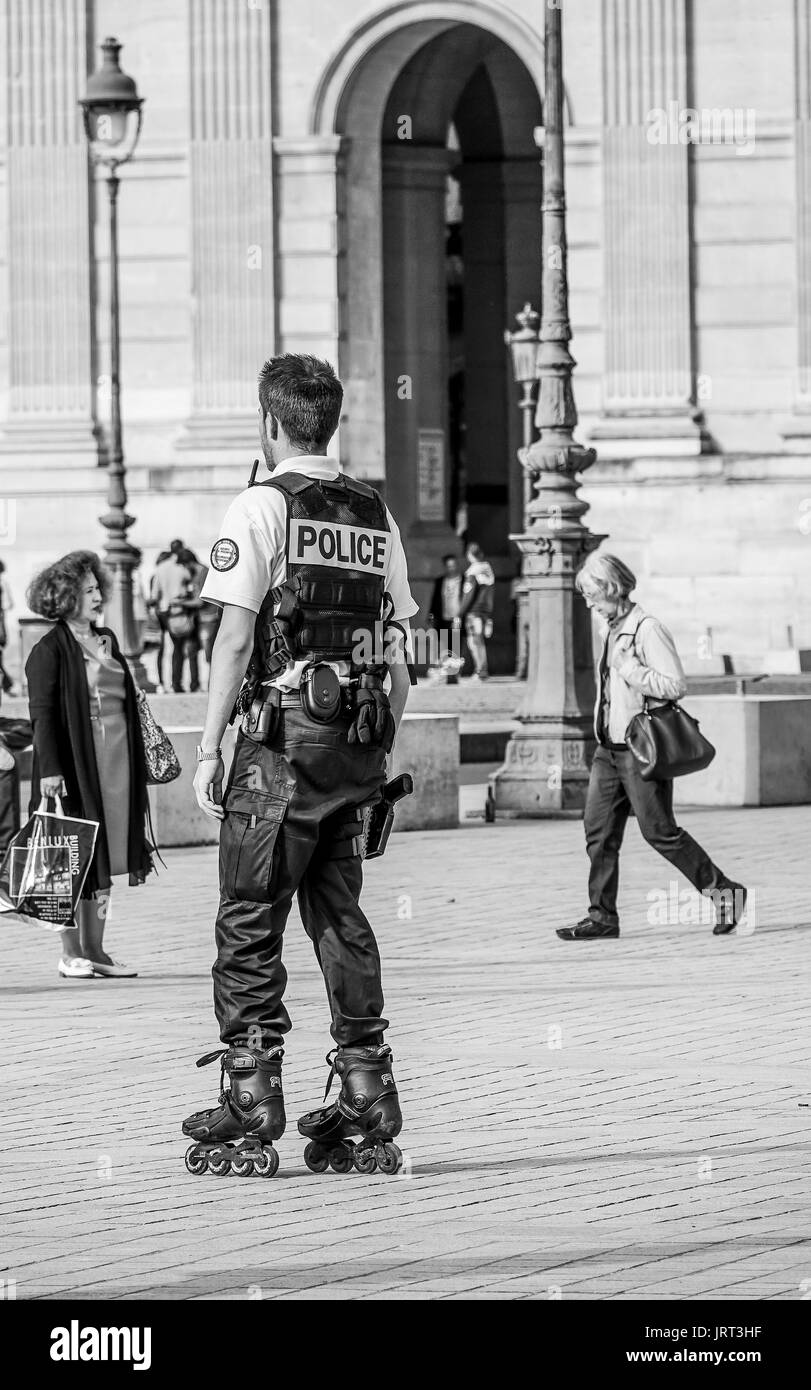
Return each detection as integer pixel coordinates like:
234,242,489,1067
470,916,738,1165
576,552,636,601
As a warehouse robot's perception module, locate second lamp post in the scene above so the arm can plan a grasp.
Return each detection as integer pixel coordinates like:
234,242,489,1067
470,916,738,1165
80,36,149,688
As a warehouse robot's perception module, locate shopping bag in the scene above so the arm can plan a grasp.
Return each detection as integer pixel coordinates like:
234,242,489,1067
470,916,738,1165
0,796,99,931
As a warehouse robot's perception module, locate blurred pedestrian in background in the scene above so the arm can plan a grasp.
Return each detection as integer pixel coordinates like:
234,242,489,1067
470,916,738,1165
459,542,495,680
149,538,187,692
26,550,155,979
177,546,221,676
557,552,746,942
0,558,15,694
427,553,463,678
165,549,202,693
0,690,31,858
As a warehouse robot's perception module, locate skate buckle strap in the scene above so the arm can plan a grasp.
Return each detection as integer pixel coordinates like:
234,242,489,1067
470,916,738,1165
196,1049,227,1069
322,1048,339,1102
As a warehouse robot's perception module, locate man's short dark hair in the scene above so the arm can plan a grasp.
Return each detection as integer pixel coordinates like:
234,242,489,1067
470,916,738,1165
442,553,457,564
258,354,343,453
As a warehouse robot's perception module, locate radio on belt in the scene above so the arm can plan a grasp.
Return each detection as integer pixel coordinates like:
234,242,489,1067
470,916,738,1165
362,774,414,859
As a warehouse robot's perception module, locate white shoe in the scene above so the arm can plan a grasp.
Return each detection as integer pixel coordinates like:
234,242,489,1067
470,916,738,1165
91,959,138,978
58,956,95,979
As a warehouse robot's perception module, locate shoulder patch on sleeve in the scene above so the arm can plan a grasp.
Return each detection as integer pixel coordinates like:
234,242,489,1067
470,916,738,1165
210,538,240,572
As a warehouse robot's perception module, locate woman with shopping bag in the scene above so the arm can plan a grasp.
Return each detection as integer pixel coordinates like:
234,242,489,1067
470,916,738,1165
25,551,156,978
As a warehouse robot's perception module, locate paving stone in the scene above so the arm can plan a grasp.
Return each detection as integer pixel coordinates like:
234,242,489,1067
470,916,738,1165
2,805,810,1299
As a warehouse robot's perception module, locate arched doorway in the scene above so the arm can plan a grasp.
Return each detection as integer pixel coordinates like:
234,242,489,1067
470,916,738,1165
316,7,545,672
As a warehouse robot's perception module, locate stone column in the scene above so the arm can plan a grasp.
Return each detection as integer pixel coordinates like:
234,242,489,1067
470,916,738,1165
177,0,275,450
782,0,811,445
382,145,457,604
591,0,704,458
273,138,342,368
0,0,97,464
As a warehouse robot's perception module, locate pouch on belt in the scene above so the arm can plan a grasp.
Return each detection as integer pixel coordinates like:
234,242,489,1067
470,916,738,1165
220,754,295,901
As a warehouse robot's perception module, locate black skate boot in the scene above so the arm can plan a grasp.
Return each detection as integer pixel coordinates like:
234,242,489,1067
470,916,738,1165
298,1043,403,1176
182,1045,285,1177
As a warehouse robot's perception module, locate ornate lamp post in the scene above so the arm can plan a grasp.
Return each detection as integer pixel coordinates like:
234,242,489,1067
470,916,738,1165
505,302,541,679
80,38,150,687
490,3,604,816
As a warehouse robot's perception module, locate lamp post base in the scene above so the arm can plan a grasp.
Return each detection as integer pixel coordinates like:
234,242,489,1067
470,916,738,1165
489,723,594,817
103,545,155,693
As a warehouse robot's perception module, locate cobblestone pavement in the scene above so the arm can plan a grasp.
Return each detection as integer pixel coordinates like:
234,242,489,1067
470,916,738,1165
2,805,809,1301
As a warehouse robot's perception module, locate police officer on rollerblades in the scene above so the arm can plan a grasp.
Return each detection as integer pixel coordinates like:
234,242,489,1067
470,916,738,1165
182,354,417,1178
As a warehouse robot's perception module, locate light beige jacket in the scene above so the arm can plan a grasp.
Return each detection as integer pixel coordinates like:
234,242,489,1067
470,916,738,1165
594,603,688,745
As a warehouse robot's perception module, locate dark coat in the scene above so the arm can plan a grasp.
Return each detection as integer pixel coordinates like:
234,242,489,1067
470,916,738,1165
25,620,154,897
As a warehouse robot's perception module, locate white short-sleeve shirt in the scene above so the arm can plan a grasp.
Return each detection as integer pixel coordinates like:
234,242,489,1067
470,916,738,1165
200,456,418,687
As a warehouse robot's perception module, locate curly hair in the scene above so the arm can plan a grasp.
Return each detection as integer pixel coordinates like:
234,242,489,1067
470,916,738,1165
26,550,111,621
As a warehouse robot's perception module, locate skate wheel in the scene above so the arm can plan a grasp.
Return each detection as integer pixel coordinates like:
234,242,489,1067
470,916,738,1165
184,1146,208,1176
328,1144,354,1174
254,1147,279,1178
231,1155,254,1177
376,1142,403,1175
303,1142,329,1174
208,1155,232,1176
352,1146,377,1174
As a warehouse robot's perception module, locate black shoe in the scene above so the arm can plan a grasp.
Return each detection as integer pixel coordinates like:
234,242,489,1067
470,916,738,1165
712,882,748,935
557,917,620,941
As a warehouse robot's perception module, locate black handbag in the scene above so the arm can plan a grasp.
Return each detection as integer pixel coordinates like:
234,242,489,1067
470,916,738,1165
625,699,716,781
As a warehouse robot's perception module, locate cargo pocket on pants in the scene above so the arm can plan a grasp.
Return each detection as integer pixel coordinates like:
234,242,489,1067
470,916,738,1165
220,788,291,902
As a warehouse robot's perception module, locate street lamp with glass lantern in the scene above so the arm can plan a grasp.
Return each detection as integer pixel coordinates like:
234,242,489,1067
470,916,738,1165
79,37,150,687
490,2,604,815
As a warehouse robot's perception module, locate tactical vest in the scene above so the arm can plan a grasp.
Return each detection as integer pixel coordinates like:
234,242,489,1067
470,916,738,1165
250,472,392,679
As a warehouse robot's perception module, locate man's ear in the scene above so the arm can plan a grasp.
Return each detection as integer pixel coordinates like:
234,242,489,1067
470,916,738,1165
270,414,278,441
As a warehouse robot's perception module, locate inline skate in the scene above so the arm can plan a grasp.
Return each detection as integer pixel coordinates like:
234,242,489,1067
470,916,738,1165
182,1045,285,1177
298,1042,403,1175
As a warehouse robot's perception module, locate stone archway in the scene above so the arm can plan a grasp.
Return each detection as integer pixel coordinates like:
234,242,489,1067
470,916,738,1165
312,3,550,668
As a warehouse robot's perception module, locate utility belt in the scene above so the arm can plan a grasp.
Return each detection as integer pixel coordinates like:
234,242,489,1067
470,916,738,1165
241,663,395,752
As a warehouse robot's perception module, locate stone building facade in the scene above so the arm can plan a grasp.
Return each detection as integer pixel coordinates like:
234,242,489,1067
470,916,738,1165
0,0,809,673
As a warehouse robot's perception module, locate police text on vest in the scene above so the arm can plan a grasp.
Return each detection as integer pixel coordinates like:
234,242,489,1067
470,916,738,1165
290,520,391,573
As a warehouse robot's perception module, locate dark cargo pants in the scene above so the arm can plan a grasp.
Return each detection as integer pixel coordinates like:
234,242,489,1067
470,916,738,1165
213,706,389,1049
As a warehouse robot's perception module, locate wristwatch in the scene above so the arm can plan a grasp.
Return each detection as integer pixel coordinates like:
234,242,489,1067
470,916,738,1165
196,745,222,762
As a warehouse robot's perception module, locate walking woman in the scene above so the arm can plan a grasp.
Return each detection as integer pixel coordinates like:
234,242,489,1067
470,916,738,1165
558,553,746,941
26,550,155,978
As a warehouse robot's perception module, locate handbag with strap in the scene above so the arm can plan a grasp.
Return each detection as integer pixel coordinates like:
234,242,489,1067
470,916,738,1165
622,617,716,781
135,687,182,785
625,698,716,780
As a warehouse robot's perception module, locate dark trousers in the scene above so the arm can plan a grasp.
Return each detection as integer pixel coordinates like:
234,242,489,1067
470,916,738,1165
170,631,200,692
156,612,170,689
585,745,729,928
213,708,388,1049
